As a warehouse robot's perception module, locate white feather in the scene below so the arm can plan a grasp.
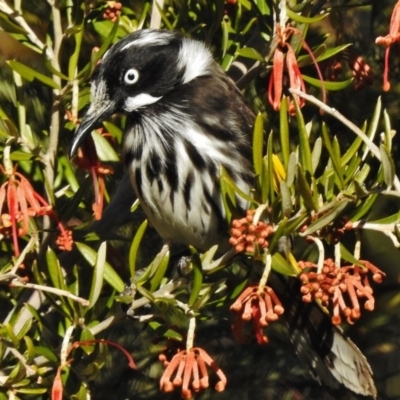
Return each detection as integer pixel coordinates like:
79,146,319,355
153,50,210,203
124,94,162,111
178,38,213,83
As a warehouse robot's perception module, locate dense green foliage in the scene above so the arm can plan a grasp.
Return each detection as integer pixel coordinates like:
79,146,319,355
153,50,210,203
1,1,400,399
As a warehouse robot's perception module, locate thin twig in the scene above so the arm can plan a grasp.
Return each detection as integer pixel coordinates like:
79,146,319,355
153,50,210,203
289,88,400,192
150,0,164,29
186,314,196,351
307,235,325,273
10,279,90,306
258,251,272,290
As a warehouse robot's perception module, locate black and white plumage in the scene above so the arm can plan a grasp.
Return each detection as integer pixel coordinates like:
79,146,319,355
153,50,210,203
70,29,253,252
70,29,376,397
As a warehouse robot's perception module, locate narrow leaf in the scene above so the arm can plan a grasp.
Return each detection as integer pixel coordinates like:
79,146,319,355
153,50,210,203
188,247,203,308
380,143,395,189
279,97,290,167
252,113,264,181
7,60,60,89
295,100,313,176
76,242,124,292
302,75,353,91
88,241,107,308
128,220,148,279
297,165,316,211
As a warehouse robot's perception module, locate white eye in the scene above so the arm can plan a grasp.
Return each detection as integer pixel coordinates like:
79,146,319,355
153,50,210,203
124,68,139,85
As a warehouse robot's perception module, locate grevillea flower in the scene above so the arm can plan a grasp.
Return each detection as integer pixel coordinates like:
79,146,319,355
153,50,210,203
375,0,400,91
72,129,114,221
0,165,73,259
159,347,227,398
268,23,325,115
230,285,284,344
229,210,273,253
299,258,385,325
52,339,136,400
103,1,122,22
325,51,373,90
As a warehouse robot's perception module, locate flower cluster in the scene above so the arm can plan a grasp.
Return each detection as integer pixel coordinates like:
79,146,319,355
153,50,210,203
103,1,122,22
0,165,73,259
325,52,374,90
299,258,385,325
268,24,324,114
230,285,284,344
375,0,400,91
229,210,273,253
72,128,114,221
159,347,227,399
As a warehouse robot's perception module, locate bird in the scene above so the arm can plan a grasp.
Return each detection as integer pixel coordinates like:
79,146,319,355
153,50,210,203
70,29,376,397
70,29,254,253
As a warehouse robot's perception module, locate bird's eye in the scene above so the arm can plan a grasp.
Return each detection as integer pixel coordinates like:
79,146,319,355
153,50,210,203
124,69,139,85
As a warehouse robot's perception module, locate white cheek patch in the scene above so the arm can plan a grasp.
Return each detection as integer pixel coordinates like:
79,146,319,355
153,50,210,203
124,93,162,111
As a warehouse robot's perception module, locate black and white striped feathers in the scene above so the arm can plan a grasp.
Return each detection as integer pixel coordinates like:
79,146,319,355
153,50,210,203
70,29,254,250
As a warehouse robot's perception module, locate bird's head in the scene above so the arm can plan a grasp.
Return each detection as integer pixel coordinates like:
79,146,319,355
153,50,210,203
69,29,214,157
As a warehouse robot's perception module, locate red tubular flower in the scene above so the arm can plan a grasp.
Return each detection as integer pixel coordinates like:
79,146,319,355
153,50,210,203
299,259,385,325
375,0,400,91
230,285,284,344
0,165,73,258
268,24,325,114
159,347,227,398
72,129,114,221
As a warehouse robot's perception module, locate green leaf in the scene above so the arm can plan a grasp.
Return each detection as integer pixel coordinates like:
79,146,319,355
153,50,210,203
68,24,84,81
88,241,107,308
286,152,297,187
46,247,67,291
297,165,316,211
103,121,123,144
315,44,352,62
266,133,275,203
280,181,292,218
268,217,288,252
91,130,119,162
6,60,60,89
188,247,203,308
76,242,124,292
295,101,312,176
286,8,328,23
279,98,290,168
10,151,35,161
149,248,170,292
302,198,352,235
272,252,296,276
340,244,364,267
383,109,393,152
235,47,264,61
321,123,344,189
311,137,322,176
129,219,148,278
302,75,353,91
253,113,264,182
380,143,395,189
80,329,96,354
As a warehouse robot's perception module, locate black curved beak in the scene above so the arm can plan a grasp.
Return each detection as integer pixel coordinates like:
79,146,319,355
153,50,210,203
69,100,117,158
